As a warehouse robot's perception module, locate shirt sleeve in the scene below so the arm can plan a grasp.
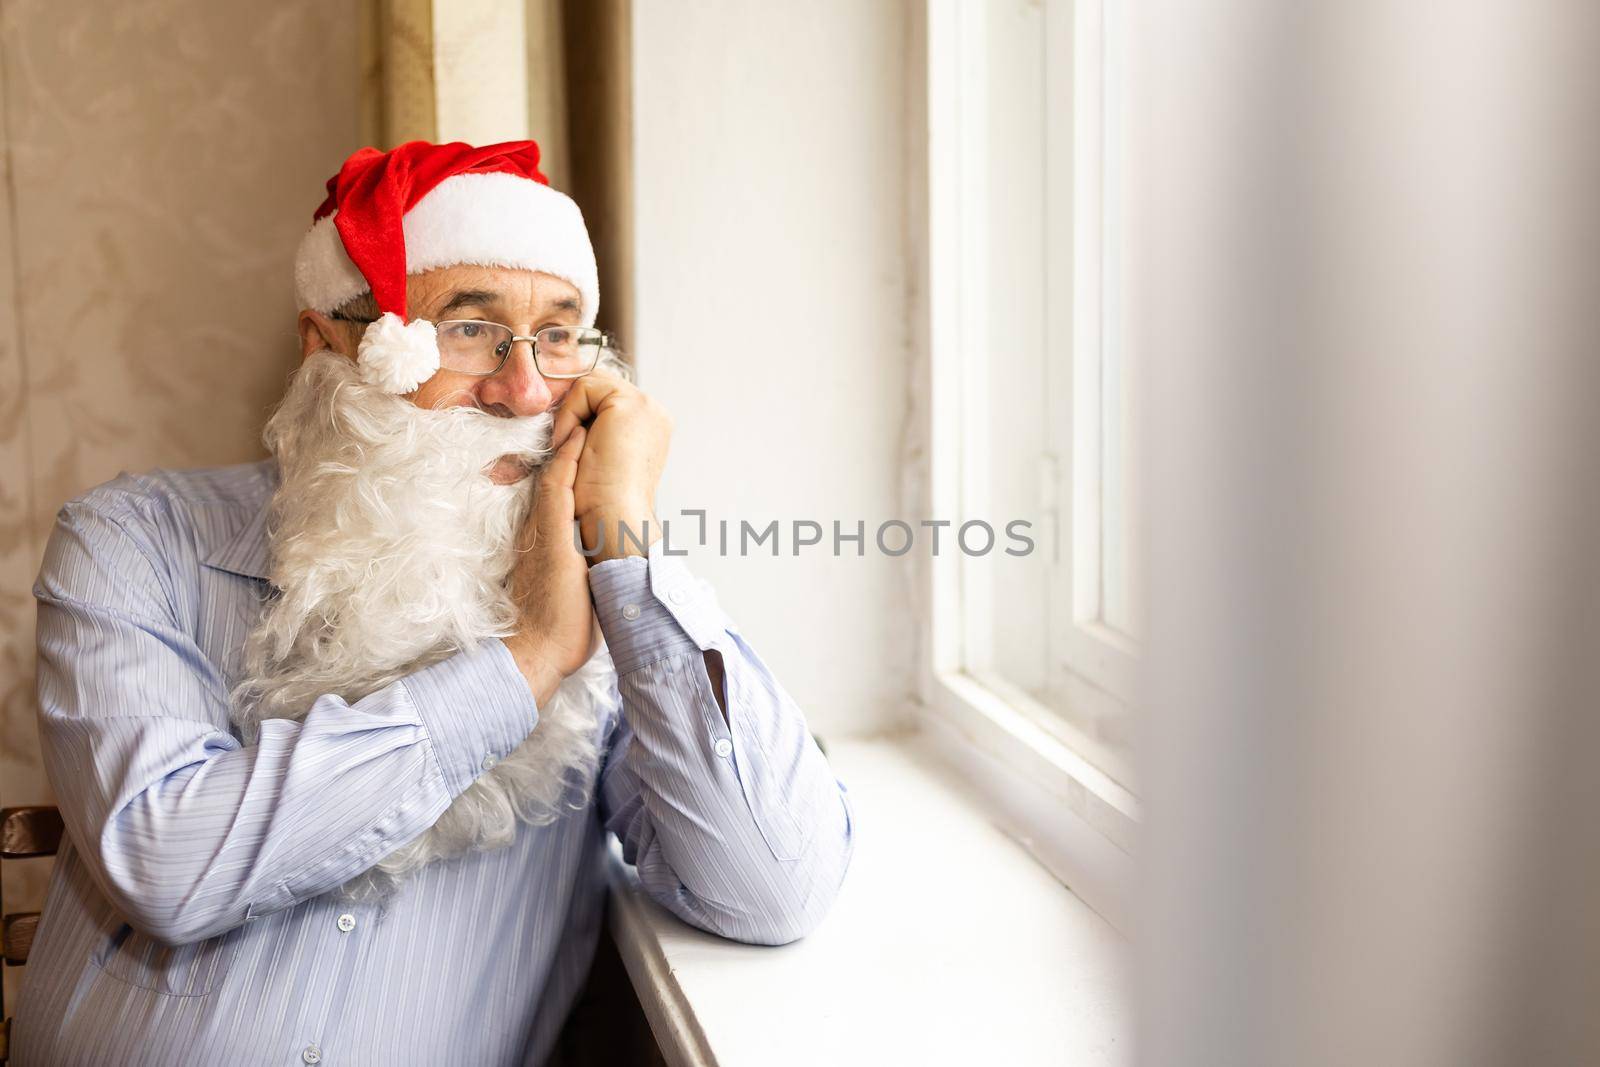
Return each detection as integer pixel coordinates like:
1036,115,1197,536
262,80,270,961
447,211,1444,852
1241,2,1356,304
32,498,540,946
590,541,855,946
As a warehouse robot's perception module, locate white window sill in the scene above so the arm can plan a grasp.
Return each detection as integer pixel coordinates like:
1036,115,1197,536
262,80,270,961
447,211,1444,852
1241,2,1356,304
606,735,1130,1066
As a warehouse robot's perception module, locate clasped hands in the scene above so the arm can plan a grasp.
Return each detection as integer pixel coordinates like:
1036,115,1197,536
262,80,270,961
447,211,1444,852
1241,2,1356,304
501,371,672,704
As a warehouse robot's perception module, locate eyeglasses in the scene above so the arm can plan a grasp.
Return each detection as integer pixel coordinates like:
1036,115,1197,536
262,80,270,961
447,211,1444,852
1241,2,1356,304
332,313,613,380
433,320,611,379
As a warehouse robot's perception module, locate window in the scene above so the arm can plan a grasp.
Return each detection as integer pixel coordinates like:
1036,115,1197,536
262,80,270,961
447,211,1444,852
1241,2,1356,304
926,0,1136,926
1055,0,1138,782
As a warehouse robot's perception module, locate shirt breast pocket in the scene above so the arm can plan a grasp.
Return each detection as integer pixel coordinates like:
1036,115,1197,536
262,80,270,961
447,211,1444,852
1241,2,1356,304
90,921,243,997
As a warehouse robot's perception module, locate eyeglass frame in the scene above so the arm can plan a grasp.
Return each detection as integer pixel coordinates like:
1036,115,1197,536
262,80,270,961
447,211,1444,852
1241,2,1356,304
330,313,614,380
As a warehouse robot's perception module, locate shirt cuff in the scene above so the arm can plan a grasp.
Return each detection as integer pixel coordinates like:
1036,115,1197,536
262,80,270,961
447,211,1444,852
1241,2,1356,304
590,541,730,673
400,638,539,798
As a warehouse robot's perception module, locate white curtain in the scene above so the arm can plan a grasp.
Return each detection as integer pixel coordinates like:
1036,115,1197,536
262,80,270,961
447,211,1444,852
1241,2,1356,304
1134,3,1600,1065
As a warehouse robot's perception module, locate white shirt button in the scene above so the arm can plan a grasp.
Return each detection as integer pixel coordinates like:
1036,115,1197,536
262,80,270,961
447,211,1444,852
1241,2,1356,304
302,1045,322,1064
336,913,356,933
621,603,641,621
669,588,689,605
481,753,498,771
714,738,733,758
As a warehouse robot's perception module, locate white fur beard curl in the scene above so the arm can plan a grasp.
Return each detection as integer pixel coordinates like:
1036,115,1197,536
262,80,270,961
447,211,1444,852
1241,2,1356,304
232,350,615,901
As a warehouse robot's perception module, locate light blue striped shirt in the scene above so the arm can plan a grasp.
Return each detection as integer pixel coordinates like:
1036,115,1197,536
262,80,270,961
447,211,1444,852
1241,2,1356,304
11,460,853,1066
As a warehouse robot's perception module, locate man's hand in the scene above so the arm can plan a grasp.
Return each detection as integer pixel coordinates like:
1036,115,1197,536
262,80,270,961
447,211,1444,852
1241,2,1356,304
549,370,673,564
503,426,596,705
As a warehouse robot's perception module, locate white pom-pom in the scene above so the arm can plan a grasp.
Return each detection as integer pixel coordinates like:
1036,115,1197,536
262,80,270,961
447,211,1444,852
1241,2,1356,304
357,312,440,394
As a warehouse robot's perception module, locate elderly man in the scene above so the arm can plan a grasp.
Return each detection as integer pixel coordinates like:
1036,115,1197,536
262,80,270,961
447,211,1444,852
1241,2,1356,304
11,141,853,1065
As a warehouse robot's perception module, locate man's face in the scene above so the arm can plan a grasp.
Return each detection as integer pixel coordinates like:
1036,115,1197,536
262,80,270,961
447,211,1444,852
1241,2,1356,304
253,271,607,894
298,264,586,409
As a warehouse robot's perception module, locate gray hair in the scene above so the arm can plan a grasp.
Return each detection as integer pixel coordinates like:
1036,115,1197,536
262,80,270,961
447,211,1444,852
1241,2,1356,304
331,290,381,321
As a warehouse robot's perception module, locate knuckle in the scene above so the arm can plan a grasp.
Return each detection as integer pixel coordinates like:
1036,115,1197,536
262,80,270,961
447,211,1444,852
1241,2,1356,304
644,399,673,433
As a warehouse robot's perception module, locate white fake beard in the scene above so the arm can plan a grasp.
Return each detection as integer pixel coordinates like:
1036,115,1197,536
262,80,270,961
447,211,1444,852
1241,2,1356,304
232,350,615,901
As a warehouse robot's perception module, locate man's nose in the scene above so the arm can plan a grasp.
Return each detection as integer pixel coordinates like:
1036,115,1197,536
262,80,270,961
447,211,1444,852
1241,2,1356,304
478,340,556,416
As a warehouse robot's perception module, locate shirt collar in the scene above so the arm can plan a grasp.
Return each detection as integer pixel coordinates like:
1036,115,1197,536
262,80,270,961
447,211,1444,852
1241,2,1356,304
200,461,278,583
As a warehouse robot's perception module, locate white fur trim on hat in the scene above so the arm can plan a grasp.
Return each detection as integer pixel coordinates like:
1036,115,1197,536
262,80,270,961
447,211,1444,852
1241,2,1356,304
357,313,440,394
294,171,601,327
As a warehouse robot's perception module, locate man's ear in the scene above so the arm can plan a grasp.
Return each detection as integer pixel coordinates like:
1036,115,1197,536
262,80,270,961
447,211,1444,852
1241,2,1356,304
297,309,356,362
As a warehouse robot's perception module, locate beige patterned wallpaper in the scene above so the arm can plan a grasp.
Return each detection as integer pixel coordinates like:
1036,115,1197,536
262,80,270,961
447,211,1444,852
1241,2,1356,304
0,0,361,1009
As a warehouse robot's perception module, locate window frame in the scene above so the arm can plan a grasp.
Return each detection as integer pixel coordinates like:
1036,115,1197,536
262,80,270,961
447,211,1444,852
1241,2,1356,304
1056,0,1139,743
920,0,1136,934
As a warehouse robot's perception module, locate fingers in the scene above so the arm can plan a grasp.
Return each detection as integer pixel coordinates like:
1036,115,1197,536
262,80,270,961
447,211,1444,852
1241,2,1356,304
539,424,586,497
551,374,631,447
533,424,586,542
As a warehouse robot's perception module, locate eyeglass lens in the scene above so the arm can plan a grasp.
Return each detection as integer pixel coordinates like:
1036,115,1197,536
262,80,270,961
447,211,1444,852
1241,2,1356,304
434,320,604,378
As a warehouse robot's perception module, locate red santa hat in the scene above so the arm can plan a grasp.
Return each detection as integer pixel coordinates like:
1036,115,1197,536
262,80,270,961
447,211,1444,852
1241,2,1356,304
293,140,599,394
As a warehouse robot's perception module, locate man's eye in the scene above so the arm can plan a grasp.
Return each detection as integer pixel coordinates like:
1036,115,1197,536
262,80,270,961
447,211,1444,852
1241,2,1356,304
460,323,482,338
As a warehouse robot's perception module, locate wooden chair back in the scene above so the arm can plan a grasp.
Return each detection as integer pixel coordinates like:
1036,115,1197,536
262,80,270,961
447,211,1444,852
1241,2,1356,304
0,806,63,1064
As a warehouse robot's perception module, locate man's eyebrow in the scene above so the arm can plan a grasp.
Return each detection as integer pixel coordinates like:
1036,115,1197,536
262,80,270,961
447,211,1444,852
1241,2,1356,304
550,297,581,316
435,288,502,316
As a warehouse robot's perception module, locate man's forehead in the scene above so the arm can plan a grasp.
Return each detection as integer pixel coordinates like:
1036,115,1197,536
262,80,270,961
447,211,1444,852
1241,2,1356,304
408,266,581,314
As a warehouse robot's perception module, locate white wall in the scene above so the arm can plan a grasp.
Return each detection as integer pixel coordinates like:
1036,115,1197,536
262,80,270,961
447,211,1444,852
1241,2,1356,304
629,1,917,740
